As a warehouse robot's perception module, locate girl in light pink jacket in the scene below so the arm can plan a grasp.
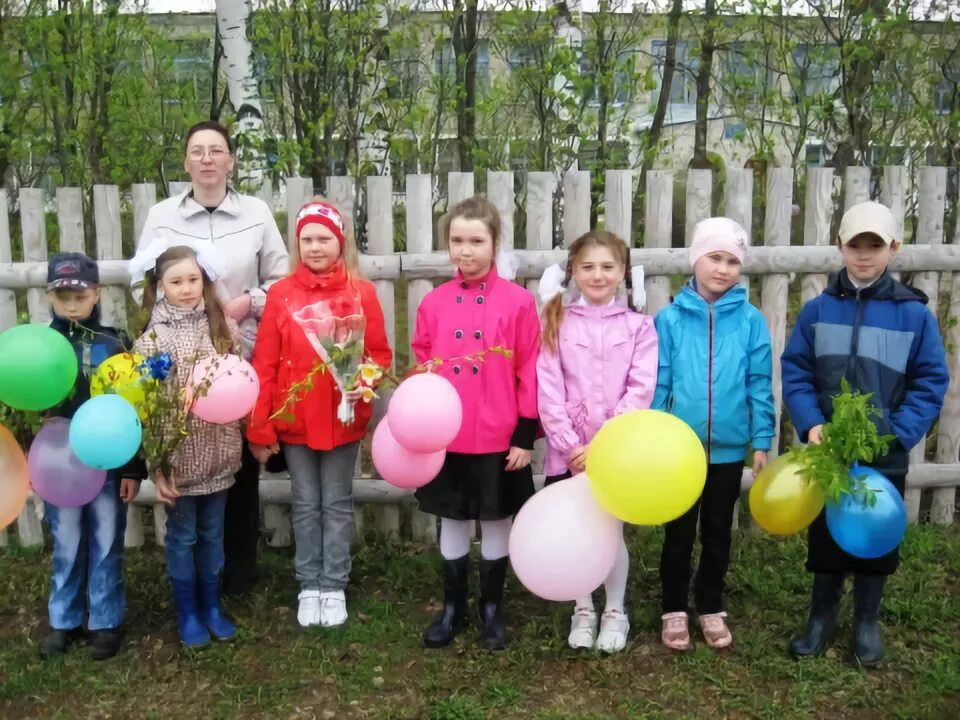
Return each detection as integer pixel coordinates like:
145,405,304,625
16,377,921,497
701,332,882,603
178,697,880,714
536,230,658,653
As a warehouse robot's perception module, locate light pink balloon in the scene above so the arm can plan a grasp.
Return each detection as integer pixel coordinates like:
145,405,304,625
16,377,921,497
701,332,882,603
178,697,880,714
386,373,462,453
509,473,621,602
190,354,260,425
372,421,445,489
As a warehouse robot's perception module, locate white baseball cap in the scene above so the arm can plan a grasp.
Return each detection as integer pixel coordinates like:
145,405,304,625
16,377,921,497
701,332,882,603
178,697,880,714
838,201,898,245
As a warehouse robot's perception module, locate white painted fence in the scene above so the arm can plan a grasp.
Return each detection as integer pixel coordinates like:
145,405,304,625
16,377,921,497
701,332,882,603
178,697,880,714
1,166,958,550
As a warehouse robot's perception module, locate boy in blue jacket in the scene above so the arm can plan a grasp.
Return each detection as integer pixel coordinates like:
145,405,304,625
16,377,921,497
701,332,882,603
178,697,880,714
653,218,775,651
782,201,948,668
40,253,144,661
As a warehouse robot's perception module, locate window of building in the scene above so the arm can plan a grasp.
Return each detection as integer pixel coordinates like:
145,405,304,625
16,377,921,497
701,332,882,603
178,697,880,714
651,40,698,106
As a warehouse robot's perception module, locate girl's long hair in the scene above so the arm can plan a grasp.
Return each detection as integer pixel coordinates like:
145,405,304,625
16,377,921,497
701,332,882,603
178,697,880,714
141,246,236,354
290,195,361,276
541,230,632,353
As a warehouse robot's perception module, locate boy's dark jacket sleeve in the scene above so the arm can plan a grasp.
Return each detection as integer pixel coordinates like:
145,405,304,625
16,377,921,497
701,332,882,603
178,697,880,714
781,300,825,442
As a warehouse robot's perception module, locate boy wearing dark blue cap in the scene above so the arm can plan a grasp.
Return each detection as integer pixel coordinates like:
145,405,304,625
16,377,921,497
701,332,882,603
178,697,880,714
41,252,144,660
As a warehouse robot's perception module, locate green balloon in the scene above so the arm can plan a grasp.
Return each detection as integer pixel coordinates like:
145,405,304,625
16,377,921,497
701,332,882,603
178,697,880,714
0,324,78,411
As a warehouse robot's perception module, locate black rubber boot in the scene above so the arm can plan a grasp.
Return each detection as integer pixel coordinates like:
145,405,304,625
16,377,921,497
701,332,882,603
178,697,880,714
88,629,123,661
423,555,469,648
39,627,85,659
853,574,886,669
477,557,509,651
790,573,845,658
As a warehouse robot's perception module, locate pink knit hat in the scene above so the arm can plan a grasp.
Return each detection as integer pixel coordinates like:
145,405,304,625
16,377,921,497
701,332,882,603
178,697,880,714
688,217,749,268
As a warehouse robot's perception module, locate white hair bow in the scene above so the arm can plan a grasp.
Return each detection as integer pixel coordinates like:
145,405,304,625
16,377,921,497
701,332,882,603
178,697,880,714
128,236,226,287
537,263,567,304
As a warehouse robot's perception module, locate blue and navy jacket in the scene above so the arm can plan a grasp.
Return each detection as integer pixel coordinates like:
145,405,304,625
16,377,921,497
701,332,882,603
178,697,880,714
49,305,146,479
653,281,776,464
781,269,949,474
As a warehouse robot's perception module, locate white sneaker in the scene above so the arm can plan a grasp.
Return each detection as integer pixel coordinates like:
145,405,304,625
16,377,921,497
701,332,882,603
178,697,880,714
319,590,348,627
297,589,322,627
567,606,598,649
596,609,630,653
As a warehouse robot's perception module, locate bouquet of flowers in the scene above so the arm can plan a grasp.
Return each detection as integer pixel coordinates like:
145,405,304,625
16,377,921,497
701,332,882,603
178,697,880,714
292,296,367,425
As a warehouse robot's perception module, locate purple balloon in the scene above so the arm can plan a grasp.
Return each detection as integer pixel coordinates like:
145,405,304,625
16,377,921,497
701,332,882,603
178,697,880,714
28,418,107,508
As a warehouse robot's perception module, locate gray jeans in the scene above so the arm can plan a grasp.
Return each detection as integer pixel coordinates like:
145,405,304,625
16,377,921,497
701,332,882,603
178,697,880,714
282,442,360,592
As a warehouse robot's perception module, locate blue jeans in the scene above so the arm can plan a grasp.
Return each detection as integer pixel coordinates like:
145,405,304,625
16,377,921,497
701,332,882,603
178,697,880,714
283,442,359,592
164,491,228,581
44,473,128,631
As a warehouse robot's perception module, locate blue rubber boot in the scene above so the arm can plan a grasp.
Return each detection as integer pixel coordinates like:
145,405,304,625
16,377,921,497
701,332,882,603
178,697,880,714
199,575,236,641
171,577,211,648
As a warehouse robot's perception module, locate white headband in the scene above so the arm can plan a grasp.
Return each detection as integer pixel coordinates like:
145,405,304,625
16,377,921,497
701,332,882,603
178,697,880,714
537,263,647,310
128,236,225,287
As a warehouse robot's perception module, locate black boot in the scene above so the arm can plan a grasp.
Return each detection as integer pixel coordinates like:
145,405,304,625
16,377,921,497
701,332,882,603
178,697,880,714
423,555,469,648
790,573,845,658
477,557,508,651
39,627,86,659
88,629,123,661
853,574,886,669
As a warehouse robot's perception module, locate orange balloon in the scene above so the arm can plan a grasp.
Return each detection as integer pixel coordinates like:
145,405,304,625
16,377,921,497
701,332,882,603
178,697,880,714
0,423,30,529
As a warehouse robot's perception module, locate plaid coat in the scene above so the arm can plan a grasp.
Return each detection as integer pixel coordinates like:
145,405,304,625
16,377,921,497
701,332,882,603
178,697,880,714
134,299,242,496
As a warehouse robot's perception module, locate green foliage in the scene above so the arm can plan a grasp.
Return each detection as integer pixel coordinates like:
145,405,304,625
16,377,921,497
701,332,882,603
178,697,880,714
788,379,894,506
0,0,206,191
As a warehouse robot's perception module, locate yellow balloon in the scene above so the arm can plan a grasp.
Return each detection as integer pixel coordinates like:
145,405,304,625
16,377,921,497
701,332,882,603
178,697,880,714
749,454,825,535
90,353,148,414
586,409,707,525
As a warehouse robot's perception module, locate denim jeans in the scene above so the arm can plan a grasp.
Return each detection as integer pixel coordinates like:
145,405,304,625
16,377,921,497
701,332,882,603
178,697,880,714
164,491,228,581
282,442,359,592
44,473,128,631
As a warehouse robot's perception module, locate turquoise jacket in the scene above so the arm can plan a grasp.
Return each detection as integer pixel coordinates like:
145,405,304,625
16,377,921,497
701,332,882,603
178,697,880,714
652,281,775,463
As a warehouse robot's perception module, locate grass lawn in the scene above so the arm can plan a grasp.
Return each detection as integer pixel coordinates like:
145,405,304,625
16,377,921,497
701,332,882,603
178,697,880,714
1,523,958,720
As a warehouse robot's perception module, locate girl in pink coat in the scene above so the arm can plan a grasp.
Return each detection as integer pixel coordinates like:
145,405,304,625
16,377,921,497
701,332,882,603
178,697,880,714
536,230,658,653
412,196,540,651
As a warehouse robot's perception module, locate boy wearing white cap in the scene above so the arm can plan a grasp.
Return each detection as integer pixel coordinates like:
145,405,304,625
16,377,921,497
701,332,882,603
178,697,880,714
782,201,948,668
652,217,775,651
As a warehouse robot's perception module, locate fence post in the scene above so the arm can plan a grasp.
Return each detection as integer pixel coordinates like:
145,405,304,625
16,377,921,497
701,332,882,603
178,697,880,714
604,169,632,243
16,188,48,547
725,168,753,295
366,174,400,539
562,170,590,247
643,171,673,316
0,190,16,548
448,172,475,207
56,187,85,253
685,169,712,244
406,174,439,544
488,170,515,251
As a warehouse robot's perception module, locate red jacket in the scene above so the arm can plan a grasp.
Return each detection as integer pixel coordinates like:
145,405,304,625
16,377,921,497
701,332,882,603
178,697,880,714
247,261,392,450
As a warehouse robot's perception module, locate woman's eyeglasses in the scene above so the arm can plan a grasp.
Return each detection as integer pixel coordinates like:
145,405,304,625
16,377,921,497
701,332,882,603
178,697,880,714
188,147,230,160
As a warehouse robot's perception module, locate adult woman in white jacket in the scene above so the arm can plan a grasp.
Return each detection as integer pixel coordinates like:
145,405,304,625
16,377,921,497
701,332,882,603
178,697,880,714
138,120,289,596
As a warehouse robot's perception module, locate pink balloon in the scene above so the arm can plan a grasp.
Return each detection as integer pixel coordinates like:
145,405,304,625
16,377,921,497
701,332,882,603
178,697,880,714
386,373,462,453
509,473,621,602
372,421,445,489
28,418,107,508
191,354,260,425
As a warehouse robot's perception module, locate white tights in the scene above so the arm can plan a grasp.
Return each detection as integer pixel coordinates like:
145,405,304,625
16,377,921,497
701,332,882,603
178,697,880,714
438,517,513,560
575,535,629,614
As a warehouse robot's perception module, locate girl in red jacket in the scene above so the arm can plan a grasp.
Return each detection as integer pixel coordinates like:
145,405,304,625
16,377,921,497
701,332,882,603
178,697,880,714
247,199,392,628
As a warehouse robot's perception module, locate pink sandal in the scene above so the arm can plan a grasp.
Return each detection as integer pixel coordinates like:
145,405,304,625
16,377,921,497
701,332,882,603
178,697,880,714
661,612,693,651
698,612,733,649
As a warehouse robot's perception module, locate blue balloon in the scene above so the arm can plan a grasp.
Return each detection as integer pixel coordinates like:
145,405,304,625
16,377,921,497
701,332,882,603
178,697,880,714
826,464,907,559
68,395,142,470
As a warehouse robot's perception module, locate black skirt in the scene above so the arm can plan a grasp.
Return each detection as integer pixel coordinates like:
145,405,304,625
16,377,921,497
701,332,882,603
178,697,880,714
543,471,572,487
415,451,535,521
806,471,906,576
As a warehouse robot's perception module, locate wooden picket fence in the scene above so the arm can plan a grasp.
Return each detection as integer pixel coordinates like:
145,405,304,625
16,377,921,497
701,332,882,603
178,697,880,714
1,166,959,552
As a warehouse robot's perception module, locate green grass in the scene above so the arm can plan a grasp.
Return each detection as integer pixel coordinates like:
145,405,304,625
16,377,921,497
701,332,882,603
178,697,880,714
1,524,959,719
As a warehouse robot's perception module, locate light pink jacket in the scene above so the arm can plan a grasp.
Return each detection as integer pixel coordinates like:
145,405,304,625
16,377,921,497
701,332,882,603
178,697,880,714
412,267,540,454
537,302,658,476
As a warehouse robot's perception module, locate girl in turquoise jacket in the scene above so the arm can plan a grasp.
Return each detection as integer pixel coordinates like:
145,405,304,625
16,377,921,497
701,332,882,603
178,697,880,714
652,217,775,652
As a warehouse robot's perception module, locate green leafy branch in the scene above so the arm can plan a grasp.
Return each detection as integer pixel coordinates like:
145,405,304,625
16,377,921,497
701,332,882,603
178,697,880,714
787,378,894,507
269,345,514,423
